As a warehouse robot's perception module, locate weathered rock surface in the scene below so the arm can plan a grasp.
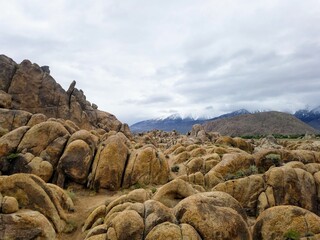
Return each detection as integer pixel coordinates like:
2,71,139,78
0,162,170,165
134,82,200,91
0,173,72,233
123,144,169,188
57,130,98,187
213,174,265,216
173,192,251,239
0,55,130,136
253,205,320,240
258,166,318,215
17,121,70,167
0,209,56,240
88,133,129,190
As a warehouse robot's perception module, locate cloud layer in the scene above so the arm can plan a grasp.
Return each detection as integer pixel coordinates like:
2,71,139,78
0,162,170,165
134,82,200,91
1,0,320,124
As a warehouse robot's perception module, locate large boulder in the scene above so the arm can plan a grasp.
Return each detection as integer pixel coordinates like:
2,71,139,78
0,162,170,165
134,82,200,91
0,126,29,158
0,173,71,233
213,174,265,216
173,192,251,239
0,210,56,240
57,130,98,187
205,152,255,188
152,179,199,208
123,145,169,188
88,133,129,190
253,205,320,240
17,121,70,167
257,166,318,215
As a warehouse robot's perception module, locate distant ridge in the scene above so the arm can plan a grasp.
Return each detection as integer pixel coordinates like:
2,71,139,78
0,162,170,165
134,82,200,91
294,106,320,130
130,109,250,133
203,111,319,136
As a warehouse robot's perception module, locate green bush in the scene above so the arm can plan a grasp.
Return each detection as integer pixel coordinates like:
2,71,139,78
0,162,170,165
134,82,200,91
171,165,179,172
6,153,20,161
284,229,300,240
265,153,281,166
225,165,259,180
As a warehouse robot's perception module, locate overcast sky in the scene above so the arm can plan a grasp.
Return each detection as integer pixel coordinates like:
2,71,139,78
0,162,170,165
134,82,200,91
1,0,320,124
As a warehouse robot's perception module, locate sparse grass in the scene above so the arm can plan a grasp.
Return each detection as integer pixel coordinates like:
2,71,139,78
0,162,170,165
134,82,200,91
151,187,157,194
6,153,20,161
63,220,77,233
133,182,143,189
65,188,76,201
284,229,300,240
265,153,281,166
225,165,259,181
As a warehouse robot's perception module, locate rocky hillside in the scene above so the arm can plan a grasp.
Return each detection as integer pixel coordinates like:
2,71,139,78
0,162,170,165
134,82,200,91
0,54,129,133
203,111,319,136
1,55,320,239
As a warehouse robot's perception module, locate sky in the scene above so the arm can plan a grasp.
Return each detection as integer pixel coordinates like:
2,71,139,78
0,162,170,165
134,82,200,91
1,0,320,125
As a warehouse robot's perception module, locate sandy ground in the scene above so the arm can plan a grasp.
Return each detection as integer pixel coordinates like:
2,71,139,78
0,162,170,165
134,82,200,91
56,185,128,240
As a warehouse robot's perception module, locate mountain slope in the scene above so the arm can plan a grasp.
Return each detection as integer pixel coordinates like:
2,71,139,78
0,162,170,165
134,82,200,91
130,109,250,133
203,111,319,136
294,106,320,130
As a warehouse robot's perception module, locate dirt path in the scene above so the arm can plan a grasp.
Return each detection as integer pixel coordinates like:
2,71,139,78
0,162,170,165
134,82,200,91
57,187,127,240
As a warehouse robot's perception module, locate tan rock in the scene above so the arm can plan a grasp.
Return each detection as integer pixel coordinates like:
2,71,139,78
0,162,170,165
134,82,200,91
28,157,53,182
0,173,67,232
180,223,202,240
253,149,283,172
123,145,169,188
259,166,317,214
27,113,48,127
145,222,182,240
107,210,144,240
46,183,74,212
0,90,12,108
144,200,176,235
174,192,251,240
1,196,19,214
57,139,93,186
213,174,265,216
186,157,204,174
89,133,129,190
0,209,56,239
172,151,190,165
104,202,144,225
17,121,70,167
190,147,206,157
305,163,320,174
0,108,32,131
282,149,320,164
82,205,106,232
205,152,255,188
253,206,320,240
152,179,198,208
0,126,29,158
105,189,151,214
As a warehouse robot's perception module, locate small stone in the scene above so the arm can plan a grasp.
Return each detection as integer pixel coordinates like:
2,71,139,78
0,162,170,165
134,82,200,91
2,196,19,214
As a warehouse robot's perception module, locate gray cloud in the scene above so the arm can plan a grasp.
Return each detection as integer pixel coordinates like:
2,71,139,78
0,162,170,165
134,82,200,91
1,0,320,124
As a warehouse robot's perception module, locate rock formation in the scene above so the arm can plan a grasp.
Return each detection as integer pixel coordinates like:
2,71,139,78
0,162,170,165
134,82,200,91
1,55,320,239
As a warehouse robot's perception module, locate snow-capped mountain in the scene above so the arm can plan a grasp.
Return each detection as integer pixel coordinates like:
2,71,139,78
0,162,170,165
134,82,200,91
130,109,251,133
294,106,320,130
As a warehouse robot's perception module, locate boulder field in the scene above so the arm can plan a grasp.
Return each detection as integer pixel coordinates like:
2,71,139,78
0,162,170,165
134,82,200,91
1,55,320,239
1,119,320,239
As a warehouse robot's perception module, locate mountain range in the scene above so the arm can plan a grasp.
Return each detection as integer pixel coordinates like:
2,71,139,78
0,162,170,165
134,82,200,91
130,107,320,134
